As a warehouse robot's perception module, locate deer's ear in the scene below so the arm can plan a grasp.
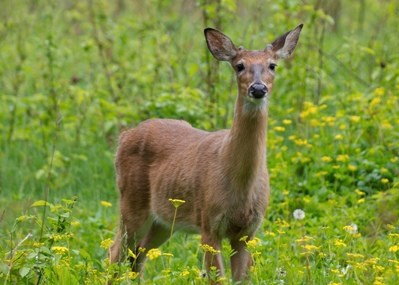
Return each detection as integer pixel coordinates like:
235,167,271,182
204,28,237,61
266,24,303,59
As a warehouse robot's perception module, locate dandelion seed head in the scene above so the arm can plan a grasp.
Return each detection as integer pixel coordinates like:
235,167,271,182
293,209,305,220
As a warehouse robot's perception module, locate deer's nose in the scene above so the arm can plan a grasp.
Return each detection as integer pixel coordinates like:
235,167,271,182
249,83,268,99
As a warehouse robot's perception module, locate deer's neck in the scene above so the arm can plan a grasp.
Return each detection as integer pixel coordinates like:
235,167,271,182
222,95,268,190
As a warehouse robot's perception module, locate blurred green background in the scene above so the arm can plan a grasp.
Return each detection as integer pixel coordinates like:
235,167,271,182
0,0,398,284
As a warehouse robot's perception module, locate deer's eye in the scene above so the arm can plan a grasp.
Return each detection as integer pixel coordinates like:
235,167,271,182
236,63,245,72
269,63,277,71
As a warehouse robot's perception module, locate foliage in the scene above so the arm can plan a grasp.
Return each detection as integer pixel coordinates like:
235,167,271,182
0,0,398,284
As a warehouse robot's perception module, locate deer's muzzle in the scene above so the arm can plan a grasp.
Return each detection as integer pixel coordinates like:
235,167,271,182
249,83,268,99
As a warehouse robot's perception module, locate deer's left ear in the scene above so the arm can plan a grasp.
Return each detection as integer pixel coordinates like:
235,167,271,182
266,24,303,59
204,28,237,61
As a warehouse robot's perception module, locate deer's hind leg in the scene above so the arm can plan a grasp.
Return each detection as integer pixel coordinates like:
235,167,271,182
109,156,152,268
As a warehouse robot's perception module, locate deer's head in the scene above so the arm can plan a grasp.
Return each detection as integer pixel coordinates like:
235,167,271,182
205,24,303,107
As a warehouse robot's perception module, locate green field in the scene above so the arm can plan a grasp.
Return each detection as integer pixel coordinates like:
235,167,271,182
1,0,398,284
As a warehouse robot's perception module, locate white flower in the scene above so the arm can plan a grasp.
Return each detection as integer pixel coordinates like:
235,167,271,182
293,209,305,220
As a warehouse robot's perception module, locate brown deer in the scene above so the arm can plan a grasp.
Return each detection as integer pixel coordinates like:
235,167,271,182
110,24,303,282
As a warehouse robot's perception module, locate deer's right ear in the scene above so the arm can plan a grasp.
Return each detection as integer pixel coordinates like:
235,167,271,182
204,28,237,61
267,24,303,59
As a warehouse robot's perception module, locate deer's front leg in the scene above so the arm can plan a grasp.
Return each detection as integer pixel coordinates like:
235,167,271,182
201,232,224,282
230,238,253,282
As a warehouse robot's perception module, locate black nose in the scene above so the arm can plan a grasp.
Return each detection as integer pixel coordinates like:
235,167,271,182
249,83,268,99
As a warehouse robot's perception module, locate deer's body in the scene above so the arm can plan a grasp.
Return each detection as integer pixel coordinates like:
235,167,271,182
110,24,302,282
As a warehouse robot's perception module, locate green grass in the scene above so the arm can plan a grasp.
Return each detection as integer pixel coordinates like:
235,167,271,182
1,0,398,284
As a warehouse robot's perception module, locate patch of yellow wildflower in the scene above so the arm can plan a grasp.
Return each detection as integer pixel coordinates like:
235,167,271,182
200,244,220,255
388,245,399,252
334,239,347,248
49,233,74,241
348,164,357,171
296,236,314,244
240,236,260,250
334,134,344,140
355,189,365,196
116,271,139,282
180,268,190,277
147,248,162,260
346,253,364,259
300,244,320,256
330,269,344,278
365,257,380,266
264,231,276,237
321,156,333,163
350,115,361,123
274,126,285,132
51,246,69,254
336,154,349,162
100,238,113,249
373,276,385,285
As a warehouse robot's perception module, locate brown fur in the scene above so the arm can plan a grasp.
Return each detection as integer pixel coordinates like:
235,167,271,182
110,25,303,282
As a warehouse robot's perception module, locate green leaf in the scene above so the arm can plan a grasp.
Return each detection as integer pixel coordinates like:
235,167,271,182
19,267,30,278
31,200,53,207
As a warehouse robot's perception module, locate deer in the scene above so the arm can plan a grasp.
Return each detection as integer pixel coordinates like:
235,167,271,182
109,24,303,282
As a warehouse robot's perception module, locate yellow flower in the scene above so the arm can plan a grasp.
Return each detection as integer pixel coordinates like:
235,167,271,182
335,134,344,140
346,253,364,259
336,154,349,162
381,178,389,184
274,126,285,132
321,156,333,163
334,239,347,247
355,189,365,196
301,244,320,252
264,231,276,237
245,237,260,249
283,119,292,125
357,198,365,204
391,157,398,163
370,97,381,108
388,233,399,238
374,87,385,96
100,238,113,249
316,171,328,177
100,201,112,207
180,269,190,277
373,276,385,285
365,257,380,265
147,248,162,260
300,101,319,119
200,244,220,255
348,164,357,171
350,116,361,123
388,245,399,252
296,236,314,244
168,198,186,208
128,272,139,280
51,246,69,254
